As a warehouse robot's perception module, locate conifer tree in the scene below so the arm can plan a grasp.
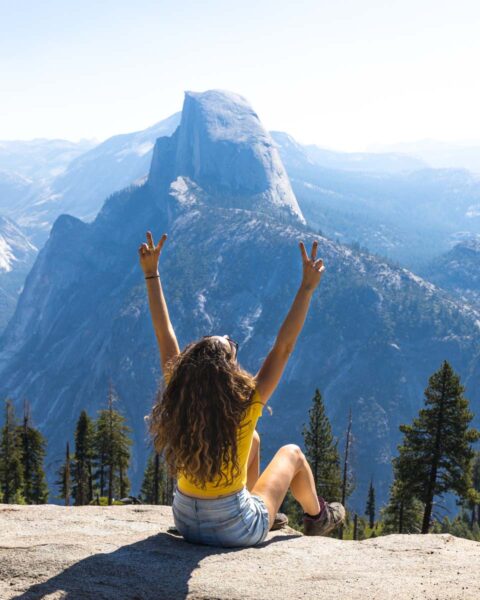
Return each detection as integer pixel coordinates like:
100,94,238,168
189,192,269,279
161,473,176,506
0,399,24,504
381,478,423,534
470,451,480,527
302,389,342,502
139,451,175,505
394,361,480,533
365,479,375,529
94,382,133,504
56,441,72,506
94,414,108,498
117,440,131,500
18,401,48,504
141,451,164,504
72,410,95,505
341,409,355,506
339,409,355,539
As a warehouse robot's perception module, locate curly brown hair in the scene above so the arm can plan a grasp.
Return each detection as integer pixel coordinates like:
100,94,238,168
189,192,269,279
149,336,262,489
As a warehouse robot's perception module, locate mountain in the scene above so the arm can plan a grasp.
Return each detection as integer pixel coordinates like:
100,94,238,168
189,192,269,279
421,237,480,308
0,170,39,217
148,92,304,223
0,216,38,332
0,116,180,248
273,131,480,269
272,132,427,174
0,138,95,183
372,139,480,174
16,113,181,246
0,116,180,330
0,90,479,512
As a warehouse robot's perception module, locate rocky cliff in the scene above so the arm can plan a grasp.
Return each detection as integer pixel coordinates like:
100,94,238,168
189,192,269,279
1,504,479,600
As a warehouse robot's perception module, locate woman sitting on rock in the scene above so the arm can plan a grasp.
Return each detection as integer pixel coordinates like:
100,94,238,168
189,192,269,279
138,230,345,548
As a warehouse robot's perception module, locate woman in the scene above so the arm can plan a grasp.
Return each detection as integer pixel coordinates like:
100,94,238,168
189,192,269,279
138,230,345,548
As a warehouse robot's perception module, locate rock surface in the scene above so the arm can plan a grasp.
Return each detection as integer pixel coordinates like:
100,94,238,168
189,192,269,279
1,504,479,600
149,90,305,224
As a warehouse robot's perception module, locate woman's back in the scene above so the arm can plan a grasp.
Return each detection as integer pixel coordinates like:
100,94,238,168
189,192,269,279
176,389,264,497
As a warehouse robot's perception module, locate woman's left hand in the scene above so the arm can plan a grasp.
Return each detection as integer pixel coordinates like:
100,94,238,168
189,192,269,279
299,239,326,291
138,231,167,276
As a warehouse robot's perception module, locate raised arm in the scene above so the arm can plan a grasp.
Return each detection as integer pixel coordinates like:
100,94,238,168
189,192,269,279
138,231,180,373
254,239,325,405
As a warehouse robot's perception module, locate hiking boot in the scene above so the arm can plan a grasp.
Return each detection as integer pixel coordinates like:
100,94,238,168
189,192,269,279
303,501,346,536
270,512,289,531
118,496,143,505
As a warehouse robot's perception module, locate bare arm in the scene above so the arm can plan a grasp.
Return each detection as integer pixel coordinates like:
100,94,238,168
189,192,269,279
138,231,180,373
254,240,325,404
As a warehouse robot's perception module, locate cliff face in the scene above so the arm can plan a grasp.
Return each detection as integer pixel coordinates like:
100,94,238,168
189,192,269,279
0,215,38,332
0,90,480,510
149,90,305,223
1,504,479,600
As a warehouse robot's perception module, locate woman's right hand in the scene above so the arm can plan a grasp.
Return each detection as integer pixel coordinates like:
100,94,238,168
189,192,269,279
299,240,325,291
138,231,167,276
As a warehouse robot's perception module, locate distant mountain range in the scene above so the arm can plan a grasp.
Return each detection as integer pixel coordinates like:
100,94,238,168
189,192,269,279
274,132,428,174
0,138,95,182
273,131,480,269
372,139,480,174
1,90,479,514
0,117,182,329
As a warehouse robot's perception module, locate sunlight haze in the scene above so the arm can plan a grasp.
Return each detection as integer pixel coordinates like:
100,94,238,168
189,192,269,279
1,0,480,150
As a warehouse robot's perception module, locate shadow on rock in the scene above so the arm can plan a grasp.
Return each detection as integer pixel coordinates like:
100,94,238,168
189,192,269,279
13,531,302,600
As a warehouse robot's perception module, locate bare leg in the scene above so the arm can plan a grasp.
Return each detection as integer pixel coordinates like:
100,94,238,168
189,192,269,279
251,445,320,530
247,430,260,491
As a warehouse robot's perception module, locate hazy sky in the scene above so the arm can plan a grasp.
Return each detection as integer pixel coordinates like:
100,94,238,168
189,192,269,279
2,0,480,150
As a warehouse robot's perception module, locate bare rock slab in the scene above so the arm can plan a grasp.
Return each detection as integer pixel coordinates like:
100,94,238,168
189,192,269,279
1,504,479,600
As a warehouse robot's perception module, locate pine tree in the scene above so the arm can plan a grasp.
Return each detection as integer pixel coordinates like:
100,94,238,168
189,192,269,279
0,399,24,504
94,381,133,504
467,451,480,528
18,401,48,504
394,361,480,533
117,442,131,500
94,412,109,498
381,479,423,534
56,441,72,506
72,411,95,506
302,389,342,503
341,409,355,505
141,451,165,504
161,472,176,506
365,479,375,529
339,409,355,539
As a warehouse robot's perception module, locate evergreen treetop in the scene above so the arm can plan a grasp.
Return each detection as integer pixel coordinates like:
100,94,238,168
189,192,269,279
394,360,480,532
0,399,24,504
302,388,342,503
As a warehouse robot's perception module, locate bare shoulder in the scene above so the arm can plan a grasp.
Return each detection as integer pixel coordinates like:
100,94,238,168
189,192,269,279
251,386,267,408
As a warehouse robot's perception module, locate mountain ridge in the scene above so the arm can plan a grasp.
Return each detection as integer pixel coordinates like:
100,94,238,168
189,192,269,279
0,90,479,512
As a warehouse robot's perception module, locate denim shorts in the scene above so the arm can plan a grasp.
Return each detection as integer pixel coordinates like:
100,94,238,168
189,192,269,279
172,485,270,548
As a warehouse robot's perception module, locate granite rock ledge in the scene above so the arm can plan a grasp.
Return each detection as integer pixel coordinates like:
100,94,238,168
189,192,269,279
1,504,479,600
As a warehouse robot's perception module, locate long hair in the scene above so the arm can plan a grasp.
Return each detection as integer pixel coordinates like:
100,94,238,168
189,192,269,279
149,336,261,489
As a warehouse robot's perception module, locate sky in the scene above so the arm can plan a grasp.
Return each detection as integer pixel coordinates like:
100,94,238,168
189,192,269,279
1,0,480,151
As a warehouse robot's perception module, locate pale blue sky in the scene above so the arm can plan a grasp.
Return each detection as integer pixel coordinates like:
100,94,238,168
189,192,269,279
1,0,480,150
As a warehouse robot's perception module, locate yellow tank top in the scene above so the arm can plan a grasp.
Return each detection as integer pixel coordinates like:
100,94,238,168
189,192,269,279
176,389,264,497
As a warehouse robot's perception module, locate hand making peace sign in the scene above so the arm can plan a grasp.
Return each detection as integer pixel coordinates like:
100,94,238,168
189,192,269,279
299,239,325,291
138,230,167,276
